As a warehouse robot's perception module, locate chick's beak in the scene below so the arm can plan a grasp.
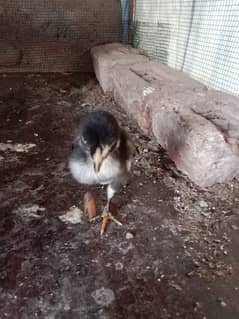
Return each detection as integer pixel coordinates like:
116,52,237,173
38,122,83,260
93,145,111,173
93,147,104,173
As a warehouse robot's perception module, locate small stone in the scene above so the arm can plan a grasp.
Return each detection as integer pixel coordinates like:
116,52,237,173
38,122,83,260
201,210,211,218
199,200,208,208
186,271,195,278
194,302,201,311
91,287,115,306
193,261,200,268
217,298,227,307
134,170,141,177
215,271,224,277
126,232,134,240
209,262,215,269
231,224,239,231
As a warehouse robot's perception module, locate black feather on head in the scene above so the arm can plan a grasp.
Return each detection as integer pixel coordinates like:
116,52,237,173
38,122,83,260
79,111,120,155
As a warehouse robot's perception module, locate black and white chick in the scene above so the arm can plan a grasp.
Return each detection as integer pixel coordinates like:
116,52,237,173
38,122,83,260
69,110,134,222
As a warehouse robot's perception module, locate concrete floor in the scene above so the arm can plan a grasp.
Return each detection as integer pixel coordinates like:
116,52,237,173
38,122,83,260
0,73,239,319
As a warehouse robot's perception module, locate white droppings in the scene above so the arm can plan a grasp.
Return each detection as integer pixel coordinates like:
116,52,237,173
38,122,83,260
169,283,182,291
0,142,36,153
91,287,115,307
59,206,84,224
143,86,155,97
13,204,45,219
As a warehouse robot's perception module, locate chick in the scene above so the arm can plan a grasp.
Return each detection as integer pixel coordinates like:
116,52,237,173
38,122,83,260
69,110,134,231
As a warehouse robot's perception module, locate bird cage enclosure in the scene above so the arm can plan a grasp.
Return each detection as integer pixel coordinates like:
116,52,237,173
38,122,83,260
1,0,238,96
0,0,128,72
133,0,239,96
1,1,239,319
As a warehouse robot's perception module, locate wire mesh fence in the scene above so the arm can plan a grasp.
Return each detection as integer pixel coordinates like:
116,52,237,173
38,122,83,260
0,0,122,72
133,0,239,96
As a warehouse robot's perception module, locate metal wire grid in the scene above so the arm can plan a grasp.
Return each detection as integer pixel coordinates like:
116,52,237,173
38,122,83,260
0,0,122,71
133,0,239,96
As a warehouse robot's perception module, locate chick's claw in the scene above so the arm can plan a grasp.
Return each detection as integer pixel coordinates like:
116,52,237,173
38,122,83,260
108,213,123,226
89,215,101,223
100,206,123,236
101,211,110,236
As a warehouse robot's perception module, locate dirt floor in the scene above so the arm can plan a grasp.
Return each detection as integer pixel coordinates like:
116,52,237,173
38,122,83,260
0,73,239,319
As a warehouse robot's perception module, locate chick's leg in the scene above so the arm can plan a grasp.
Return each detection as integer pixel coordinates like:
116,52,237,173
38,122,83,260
100,184,122,235
105,183,115,210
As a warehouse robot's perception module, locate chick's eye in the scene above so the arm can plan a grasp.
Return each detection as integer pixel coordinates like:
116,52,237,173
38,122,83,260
81,136,87,145
110,142,117,151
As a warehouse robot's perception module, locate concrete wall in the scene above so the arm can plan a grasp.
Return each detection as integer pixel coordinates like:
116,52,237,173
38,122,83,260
0,0,121,72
